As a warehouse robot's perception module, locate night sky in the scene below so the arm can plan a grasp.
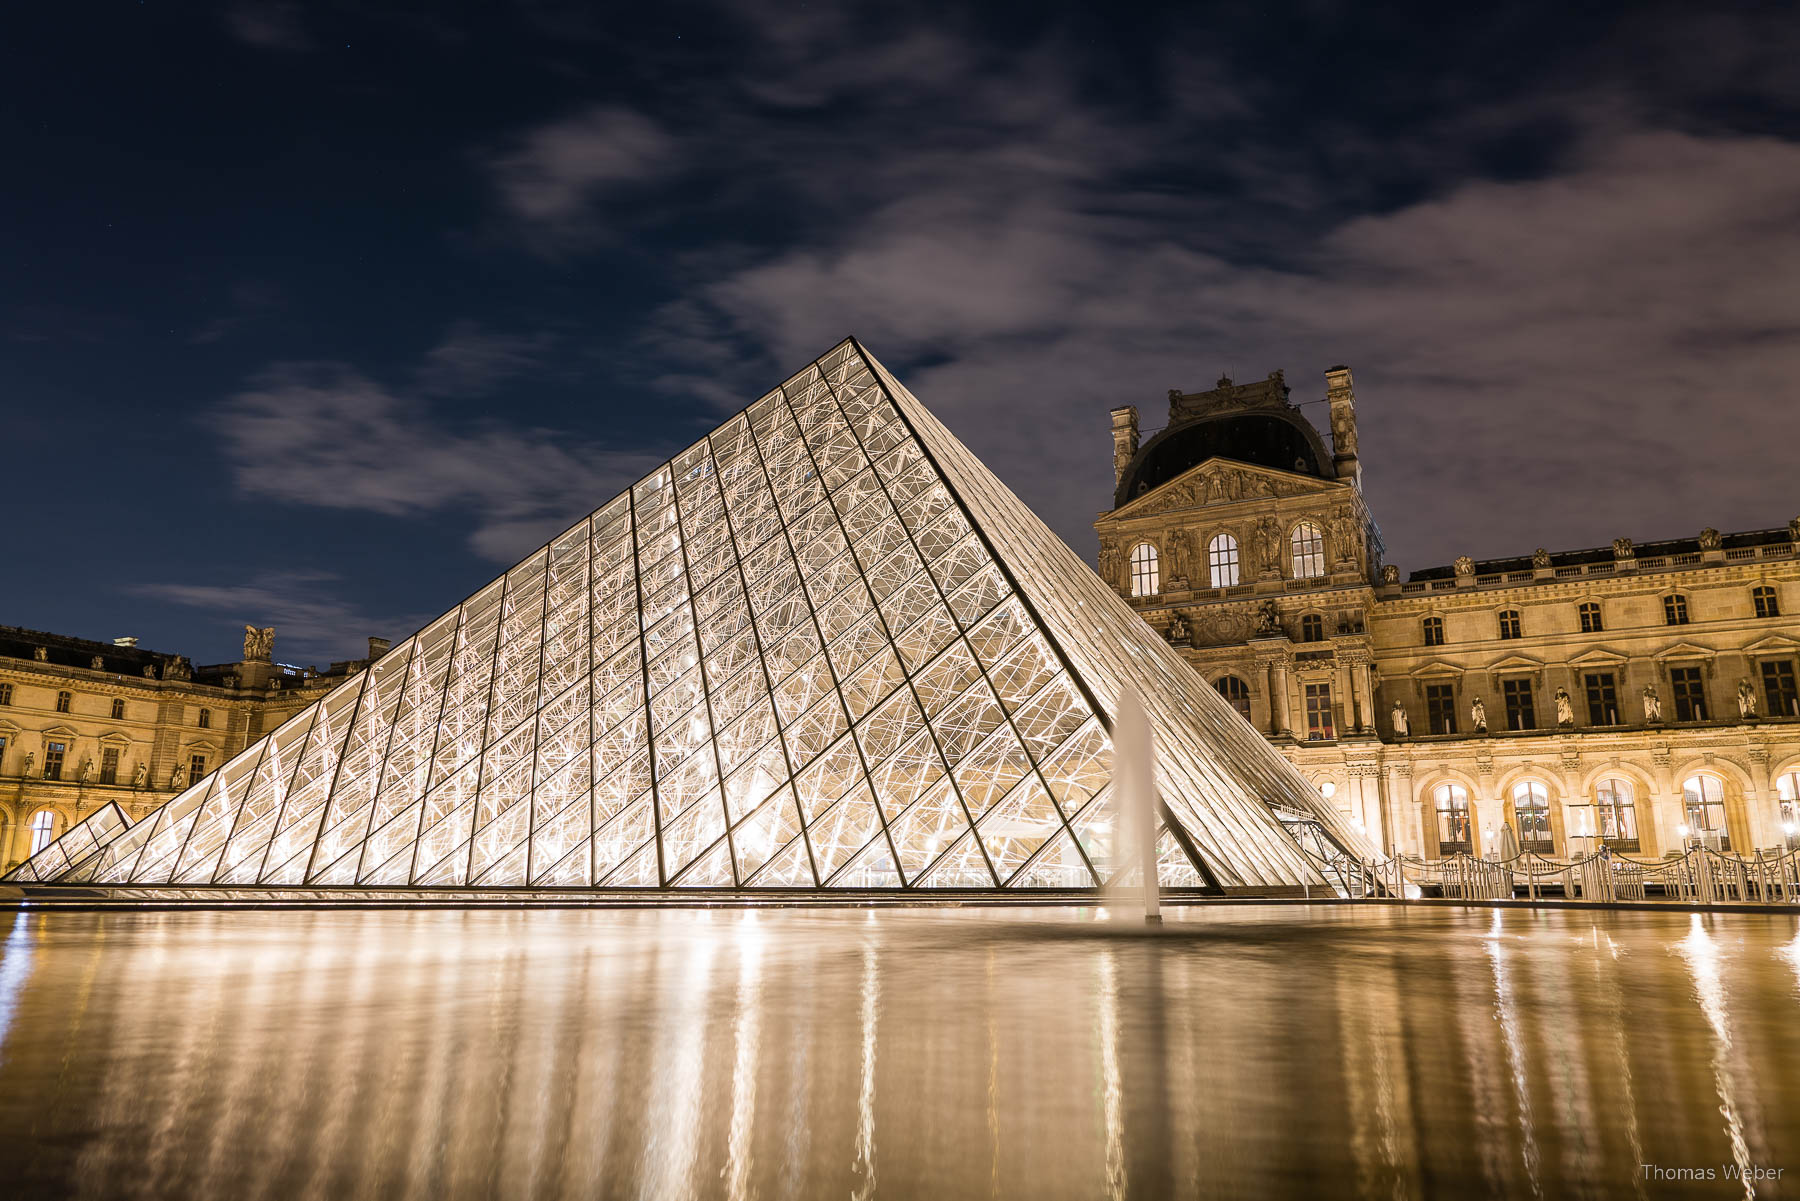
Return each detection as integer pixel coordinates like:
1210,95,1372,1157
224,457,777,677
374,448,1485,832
7,2,1799,668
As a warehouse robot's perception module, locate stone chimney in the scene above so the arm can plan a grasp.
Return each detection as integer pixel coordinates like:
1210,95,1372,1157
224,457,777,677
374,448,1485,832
1325,365,1360,490
1110,406,1139,485
368,636,392,660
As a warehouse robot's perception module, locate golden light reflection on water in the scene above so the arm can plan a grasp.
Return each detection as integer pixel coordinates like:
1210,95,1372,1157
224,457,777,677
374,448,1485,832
0,905,1797,1201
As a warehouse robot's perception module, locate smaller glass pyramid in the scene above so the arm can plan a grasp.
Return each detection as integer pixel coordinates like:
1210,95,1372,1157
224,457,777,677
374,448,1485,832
7,339,1364,895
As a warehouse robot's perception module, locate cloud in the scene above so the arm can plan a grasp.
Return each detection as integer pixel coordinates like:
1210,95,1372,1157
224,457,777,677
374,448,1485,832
487,106,678,241
133,572,427,667
223,2,313,52
413,320,557,397
216,354,661,562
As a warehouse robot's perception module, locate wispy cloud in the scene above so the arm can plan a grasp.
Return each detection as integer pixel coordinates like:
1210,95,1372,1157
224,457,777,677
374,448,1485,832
413,319,557,397
487,105,678,245
133,571,428,666
223,2,313,52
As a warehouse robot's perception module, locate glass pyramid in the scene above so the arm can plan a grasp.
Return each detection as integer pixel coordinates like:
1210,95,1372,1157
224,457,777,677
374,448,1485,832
7,340,1362,895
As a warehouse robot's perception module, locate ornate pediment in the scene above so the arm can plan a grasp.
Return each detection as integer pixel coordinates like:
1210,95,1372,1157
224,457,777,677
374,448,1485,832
1653,641,1715,663
1105,457,1348,522
1408,659,1465,679
1567,647,1629,668
1488,654,1546,674
1743,633,1800,657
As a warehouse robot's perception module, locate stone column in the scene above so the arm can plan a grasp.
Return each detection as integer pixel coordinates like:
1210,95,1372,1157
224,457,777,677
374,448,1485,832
1353,660,1376,733
1647,745,1680,856
1745,746,1774,850
1267,659,1293,738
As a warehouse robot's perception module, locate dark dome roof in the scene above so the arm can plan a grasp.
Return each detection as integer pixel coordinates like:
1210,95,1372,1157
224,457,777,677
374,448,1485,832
1115,410,1332,507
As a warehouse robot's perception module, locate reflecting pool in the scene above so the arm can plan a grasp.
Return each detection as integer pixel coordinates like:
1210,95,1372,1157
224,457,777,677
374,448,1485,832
1,905,1797,1199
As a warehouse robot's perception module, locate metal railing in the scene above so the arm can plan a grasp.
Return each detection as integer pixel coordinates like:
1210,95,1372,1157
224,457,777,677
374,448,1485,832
1316,845,1800,905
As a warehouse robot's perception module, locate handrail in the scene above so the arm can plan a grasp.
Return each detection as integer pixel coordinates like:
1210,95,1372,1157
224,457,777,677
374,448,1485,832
1319,844,1800,904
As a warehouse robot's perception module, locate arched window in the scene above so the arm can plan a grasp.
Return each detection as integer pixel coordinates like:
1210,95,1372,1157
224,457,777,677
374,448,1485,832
1290,522,1325,579
1663,594,1689,625
1594,777,1639,850
1129,542,1159,597
28,809,56,855
1510,780,1553,853
1777,771,1800,849
110,698,125,719
1753,585,1780,618
1497,609,1522,640
1433,783,1471,856
1300,614,1325,642
1214,675,1251,722
1207,533,1240,589
1680,774,1730,849
55,690,72,714
198,707,212,729
1422,616,1444,647
1578,602,1603,633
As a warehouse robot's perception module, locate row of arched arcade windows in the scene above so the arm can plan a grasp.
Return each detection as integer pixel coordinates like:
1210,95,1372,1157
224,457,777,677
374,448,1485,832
1126,522,1330,597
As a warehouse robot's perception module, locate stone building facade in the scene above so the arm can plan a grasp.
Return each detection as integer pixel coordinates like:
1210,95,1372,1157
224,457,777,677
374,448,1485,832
0,625,384,871
1097,369,1800,861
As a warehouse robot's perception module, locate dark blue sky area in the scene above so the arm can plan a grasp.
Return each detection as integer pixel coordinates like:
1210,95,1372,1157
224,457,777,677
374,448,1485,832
6,1,1799,665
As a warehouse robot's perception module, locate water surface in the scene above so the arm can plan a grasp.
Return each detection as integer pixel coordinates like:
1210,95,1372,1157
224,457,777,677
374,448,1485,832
0,904,1797,1199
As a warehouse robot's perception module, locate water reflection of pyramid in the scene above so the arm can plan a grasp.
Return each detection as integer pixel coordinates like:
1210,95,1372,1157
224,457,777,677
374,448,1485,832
9,339,1361,895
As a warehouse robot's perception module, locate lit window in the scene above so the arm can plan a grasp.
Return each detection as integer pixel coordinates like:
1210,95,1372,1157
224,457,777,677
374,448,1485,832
1670,665,1707,721
1497,609,1521,640
1501,677,1536,730
1300,614,1324,642
100,746,120,785
1304,682,1334,740
1213,675,1251,722
1207,533,1240,588
1663,594,1689,625
28,810,56,855
1434,783,1471,855
1681,774,1730,849
1761,660,1799,718
1777,771,1800,849
110,698,125,720
55,690,72,714
1510,780,1553,853
1594,777,1639,849
1753,585,1779,618
1290,522,1325,579
1584,672,1619,725
1129,543,1159,597
1426,683,1457,734
43,741,66,781
198,708,212,729
1578,602,1602,633
1422,616,1444,647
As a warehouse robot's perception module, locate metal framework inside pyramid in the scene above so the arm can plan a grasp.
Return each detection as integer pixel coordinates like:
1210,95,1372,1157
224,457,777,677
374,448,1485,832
7,339,1363,896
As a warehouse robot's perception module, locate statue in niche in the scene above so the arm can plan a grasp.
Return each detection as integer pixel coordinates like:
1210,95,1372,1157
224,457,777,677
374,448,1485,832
1555,686,1575,727
23,751,35,777
1470,696,1488,734
243,626,276,662
1256,517,1283,574
1097,537,1123,585
133,762,148,789
1612,537,1635,559
1391,701,1409,737
1642,685,1663,723
1738,678,1757,719
1532,547,1552,569
1331,512,1359,561
1699,528,1722,551
1166,612,1191,644
78,756,93,784
1255,600,1282,637
1453,555,1475,578
1381,563,1399,585
169,763,187,790
1165,529,1192,585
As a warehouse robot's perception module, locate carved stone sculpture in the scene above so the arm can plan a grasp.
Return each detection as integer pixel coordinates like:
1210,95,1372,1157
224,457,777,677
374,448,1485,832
1790,516,1800,544
1699,528,1722,551
1532,547,1551,569
1380,563,1399,585
169,763,187,790
23,751,35,776
1391,701,1409,737
1555,686,1574,726
1612,537,1634,559
1470,696,1488,734
143,665,156,678
243,625,276,662
1255,600,1282,637
1453,555,1475,578
78,756,93,784
165,655,192,681
90,655,104,671
1166,612,1191,644
33,646,47,662
133,762,148,789
1642,685,1663,723
1256,517,1282,574
1738,678,1757,719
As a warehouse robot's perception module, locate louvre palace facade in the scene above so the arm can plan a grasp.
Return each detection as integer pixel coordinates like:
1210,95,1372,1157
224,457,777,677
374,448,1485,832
0,626,384,872
1097,369,1800,862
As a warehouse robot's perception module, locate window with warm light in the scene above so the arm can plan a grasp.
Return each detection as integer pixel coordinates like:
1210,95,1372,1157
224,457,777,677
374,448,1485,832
28,809,55,855
1290,522,1325,579
1594,777,1639,849
1510,780,1553,853
1681,774,1730,848
1207,533,1239,588
1777,771,1800,849
1434,783,1471,855
1129,542,1159,597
